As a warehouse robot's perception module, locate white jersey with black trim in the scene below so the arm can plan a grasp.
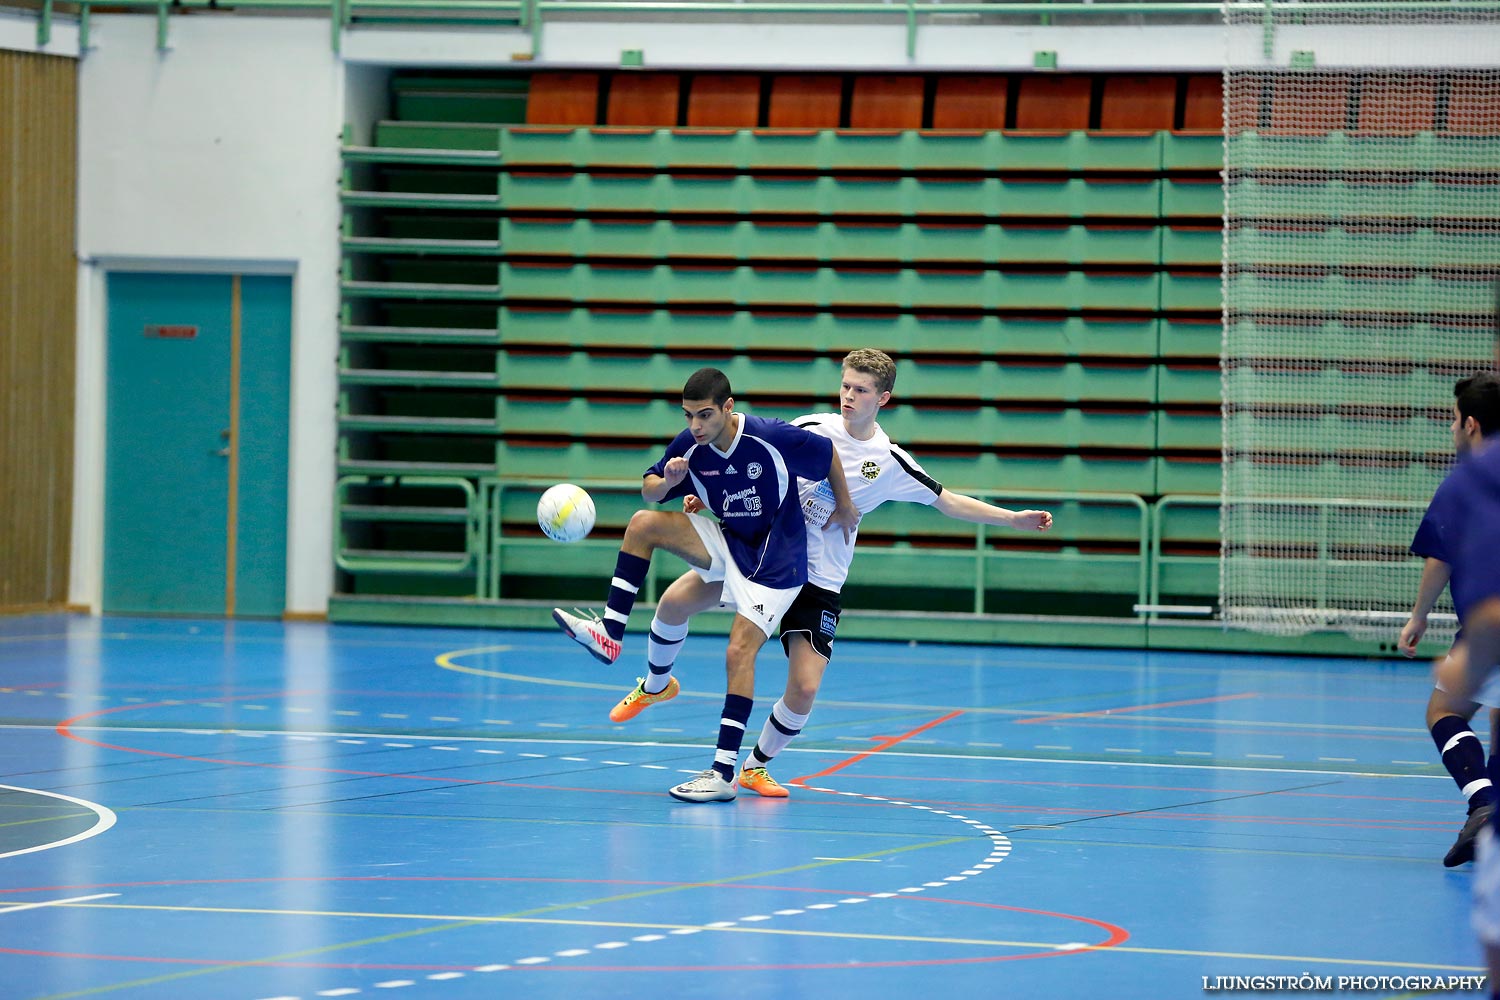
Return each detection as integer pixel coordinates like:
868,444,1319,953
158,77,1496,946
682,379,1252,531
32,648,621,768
793,412,943,592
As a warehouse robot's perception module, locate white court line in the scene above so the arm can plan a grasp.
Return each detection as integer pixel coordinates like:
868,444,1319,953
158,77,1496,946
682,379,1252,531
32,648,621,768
0,784,118,859
0,892,118,914
43,727,1452,781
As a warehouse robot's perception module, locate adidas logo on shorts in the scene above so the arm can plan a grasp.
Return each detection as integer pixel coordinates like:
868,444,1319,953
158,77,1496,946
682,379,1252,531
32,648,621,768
752,603,765,614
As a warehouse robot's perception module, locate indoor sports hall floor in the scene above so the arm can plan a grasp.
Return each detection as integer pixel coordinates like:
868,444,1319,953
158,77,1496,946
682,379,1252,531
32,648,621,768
0,613,1487,999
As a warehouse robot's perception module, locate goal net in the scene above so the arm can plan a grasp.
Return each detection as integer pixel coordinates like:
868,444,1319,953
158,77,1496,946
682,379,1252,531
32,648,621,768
1220,3,1500,637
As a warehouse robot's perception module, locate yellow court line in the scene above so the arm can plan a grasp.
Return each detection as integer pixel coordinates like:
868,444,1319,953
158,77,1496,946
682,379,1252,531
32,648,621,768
30,899,1484,976
0,810,95,832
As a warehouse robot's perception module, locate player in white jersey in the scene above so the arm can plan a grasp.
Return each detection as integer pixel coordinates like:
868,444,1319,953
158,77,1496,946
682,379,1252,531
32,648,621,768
605,349,1053,798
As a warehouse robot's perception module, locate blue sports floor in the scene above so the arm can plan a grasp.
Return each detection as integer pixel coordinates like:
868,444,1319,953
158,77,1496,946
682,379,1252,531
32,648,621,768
0,613,1487,999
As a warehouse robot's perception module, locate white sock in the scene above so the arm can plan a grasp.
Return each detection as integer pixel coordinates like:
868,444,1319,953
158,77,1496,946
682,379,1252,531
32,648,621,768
749,698,811,766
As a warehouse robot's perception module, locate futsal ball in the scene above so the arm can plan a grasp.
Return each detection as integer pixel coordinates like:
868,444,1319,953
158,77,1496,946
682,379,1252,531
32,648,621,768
537,483,595,543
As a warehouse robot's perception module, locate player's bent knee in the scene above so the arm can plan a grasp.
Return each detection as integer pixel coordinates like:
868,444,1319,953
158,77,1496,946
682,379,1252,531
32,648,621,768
788,677,821,705
626,509,683,546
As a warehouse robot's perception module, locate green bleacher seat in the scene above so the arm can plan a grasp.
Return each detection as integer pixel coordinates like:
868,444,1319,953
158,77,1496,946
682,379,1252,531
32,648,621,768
340,70,1235,618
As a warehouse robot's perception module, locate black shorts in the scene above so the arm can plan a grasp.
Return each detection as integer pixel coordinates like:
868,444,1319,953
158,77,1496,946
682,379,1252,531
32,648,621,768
778,584,842,662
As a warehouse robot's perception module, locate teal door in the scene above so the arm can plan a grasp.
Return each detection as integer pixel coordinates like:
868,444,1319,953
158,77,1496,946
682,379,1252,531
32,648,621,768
104,272,291,617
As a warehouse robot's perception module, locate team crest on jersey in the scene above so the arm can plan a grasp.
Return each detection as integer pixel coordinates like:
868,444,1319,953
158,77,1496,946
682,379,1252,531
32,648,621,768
747,462,763,480
860,461,881,481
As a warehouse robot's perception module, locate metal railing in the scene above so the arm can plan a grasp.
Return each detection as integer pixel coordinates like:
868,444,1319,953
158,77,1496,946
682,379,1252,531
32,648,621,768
341,476,1163,612
41,0,1493,59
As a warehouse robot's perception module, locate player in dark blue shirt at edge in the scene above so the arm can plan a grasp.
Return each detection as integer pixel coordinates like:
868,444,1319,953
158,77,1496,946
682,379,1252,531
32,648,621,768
553,367,859,802
1403,373,1500,866
1427,377,1500,997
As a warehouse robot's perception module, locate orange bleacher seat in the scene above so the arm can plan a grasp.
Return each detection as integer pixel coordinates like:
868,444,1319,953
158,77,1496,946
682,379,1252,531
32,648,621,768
686,74,761,127
1181,74,1224,132
1098,75,1177,131
526,72,601,126
1444,76,1500,134
931,75,1009,130
606,73,681,127
849,76,925,129
1267,74,1352,133
768,75,843,128
1013,75,1092,131
1356,74,1437,134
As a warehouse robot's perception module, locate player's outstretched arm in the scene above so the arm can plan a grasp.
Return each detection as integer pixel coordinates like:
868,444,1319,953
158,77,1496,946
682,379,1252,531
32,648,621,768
932,490,1053,531
1400,557,1452,657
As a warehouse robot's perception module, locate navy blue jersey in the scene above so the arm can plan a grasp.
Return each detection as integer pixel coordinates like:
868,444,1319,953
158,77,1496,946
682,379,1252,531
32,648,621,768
1412,473,1461,565
1437,446,1500,625
646,413,833,589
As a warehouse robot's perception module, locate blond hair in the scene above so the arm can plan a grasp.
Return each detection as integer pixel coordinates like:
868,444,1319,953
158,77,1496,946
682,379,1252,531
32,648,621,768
841,349,897,395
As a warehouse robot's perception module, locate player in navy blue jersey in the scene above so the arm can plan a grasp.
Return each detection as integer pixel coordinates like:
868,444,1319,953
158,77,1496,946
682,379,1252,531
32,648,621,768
1427,418,1500,993
1400,372,1500,865
552,367,859,802
603,349,1052,800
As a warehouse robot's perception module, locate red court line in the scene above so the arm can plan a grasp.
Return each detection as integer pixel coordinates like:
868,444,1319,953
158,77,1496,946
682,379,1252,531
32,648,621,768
1014,691,1259,725
791,710,964,786
54,697,687,798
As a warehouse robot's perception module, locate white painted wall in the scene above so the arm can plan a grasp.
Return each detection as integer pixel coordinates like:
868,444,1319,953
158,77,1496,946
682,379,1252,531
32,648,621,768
72,16,343,615
13,6,1493,618
0,7,79,58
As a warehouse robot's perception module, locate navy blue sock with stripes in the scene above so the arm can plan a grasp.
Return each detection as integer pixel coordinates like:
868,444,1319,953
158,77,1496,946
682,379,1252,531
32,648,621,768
1432,715,1495,813
602,552,650,642
1491,753,1500,835
713,693,754,781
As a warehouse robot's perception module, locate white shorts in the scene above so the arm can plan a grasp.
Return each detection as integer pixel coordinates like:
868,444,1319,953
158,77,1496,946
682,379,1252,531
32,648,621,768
1435,650,1500,709
1474,827,1500,945
685,515,801,640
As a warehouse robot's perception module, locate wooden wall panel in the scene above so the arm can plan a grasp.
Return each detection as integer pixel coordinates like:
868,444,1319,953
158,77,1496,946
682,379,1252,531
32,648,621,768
0,50,77,611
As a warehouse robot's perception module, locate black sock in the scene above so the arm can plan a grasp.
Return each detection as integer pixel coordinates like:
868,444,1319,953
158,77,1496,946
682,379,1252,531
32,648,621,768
1432,716,1494,812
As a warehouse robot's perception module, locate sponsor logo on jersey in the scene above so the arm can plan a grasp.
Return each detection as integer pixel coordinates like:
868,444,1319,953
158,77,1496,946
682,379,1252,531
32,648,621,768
725,465,737,475
747,462,763,480
860,460,881,481
720,486,763,517
699,469,720,476
819,610,838,636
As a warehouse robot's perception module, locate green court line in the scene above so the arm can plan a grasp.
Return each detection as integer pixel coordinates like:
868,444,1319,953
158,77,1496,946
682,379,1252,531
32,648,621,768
25,836,968,999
